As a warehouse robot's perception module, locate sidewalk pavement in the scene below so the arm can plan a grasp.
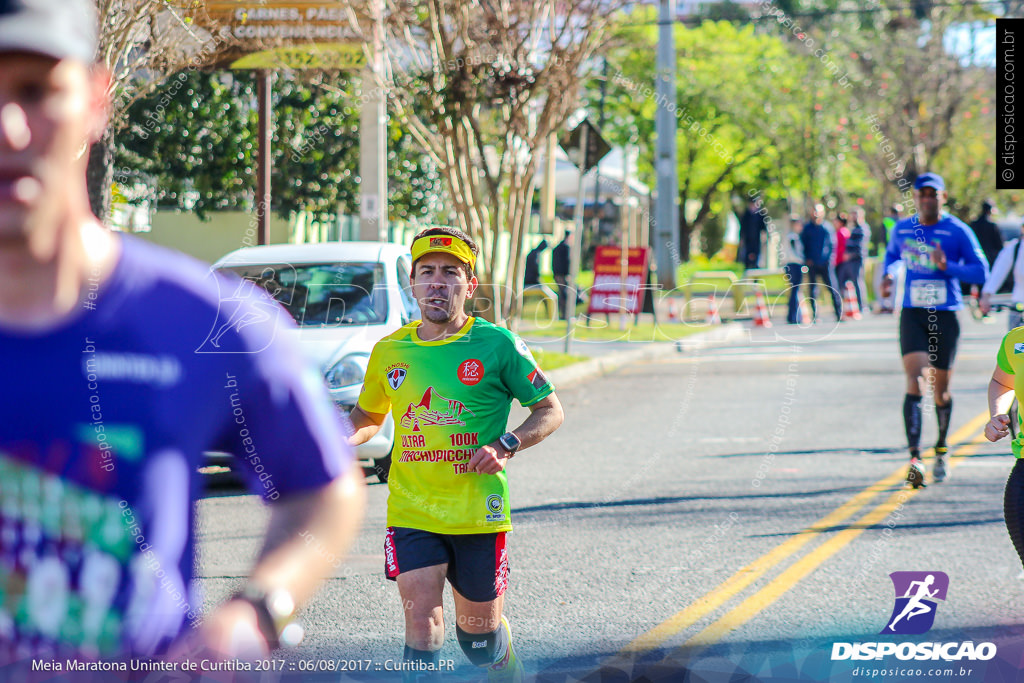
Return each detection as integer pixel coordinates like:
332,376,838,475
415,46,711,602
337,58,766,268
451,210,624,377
539,322,746,389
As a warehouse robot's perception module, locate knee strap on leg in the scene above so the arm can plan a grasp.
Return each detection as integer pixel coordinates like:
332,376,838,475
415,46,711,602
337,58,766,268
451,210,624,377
903,394,923,454
456,623,507,667
936,398,953,448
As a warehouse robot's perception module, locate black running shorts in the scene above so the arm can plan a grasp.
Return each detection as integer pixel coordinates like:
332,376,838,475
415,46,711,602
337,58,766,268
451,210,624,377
384,527,509,602
899,307,960,370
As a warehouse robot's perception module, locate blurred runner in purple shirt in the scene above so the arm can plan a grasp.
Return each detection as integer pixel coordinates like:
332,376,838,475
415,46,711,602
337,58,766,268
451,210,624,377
0,0,364,667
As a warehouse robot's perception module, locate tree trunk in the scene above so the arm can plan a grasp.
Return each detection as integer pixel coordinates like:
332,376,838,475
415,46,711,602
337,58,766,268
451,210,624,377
677,201,692,262
86,128,114,224
484,191,504,325
502,169,534,323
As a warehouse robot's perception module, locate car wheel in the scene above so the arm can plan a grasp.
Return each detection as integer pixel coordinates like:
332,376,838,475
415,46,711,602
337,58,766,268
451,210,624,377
374,451,392,484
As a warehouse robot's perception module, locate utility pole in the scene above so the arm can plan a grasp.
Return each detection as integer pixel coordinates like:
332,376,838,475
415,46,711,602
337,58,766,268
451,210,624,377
257,71,272,245
655,0,679,289
565,123,589,354
359,0,387,241
591,57,609,250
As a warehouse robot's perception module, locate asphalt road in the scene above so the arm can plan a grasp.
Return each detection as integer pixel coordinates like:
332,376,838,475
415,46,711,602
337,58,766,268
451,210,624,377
196,311,1024,683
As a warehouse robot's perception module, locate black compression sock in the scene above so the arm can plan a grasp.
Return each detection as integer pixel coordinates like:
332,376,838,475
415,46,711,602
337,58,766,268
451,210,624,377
456,621,509,667
903,394,923,456
935,398,953,450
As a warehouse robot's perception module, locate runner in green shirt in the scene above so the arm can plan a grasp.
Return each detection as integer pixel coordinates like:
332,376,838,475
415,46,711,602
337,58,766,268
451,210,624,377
985,327,1024,574
349,227,564,683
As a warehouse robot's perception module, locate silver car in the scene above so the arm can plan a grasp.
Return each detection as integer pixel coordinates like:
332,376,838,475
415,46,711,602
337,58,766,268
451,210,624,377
211,241,419,482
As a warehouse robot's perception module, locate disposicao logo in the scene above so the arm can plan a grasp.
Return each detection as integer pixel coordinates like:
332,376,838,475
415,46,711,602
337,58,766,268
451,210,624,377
882,571,947,635
830,571,997,662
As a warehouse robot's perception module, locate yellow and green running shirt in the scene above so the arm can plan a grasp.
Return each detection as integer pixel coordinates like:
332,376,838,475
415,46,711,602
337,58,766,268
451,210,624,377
358,317,554,533
996,326,1024,457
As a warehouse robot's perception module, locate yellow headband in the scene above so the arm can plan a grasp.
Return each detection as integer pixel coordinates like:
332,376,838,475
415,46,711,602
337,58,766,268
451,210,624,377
411,235,477,271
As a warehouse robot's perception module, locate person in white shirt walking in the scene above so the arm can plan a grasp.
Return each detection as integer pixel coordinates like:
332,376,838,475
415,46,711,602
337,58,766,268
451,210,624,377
980,220,1024,330
783,216,806,324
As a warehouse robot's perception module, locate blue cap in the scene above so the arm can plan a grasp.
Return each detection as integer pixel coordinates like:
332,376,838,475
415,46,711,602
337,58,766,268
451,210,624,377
913,173,945,192
0,0,97,63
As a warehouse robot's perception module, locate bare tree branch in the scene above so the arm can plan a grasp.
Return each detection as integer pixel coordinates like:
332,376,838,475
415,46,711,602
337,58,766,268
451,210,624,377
351,0,624,323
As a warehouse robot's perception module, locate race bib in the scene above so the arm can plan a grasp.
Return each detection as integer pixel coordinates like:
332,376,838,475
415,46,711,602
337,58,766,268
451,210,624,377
909,279,947,307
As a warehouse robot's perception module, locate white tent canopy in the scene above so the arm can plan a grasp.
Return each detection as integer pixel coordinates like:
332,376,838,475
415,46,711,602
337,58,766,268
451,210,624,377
536,145,651,203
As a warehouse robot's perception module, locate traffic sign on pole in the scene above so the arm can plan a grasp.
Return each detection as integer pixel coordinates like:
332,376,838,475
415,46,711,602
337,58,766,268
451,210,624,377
559,118,611,174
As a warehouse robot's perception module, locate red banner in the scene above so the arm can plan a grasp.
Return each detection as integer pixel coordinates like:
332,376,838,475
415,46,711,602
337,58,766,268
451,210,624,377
586,246,650,315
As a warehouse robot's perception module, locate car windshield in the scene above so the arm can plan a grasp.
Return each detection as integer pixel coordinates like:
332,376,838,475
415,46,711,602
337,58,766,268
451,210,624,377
221,262,388,327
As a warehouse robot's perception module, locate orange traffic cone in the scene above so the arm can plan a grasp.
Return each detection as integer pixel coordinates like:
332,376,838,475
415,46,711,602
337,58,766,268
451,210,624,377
752,290,773,328
799,297,813,325
706,295,722,325
842,281,861,320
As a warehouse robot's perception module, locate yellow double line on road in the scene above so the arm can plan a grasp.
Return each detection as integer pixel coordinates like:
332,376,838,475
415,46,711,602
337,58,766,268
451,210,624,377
617,410,991,659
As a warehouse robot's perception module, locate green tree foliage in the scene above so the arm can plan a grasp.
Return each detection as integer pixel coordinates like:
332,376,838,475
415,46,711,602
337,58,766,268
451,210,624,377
759,0,999,215
375,0,623,323
599,12,813,258
89,0,230,220
115,70,442,223
596,2,1002,259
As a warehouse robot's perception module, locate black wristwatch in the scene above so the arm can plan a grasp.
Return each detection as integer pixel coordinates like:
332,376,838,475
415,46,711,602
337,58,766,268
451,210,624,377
232,584,304,649
498,431,522,458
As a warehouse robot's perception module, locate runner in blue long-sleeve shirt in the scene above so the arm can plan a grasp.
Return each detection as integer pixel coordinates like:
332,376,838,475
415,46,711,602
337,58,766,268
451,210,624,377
881,173,989,488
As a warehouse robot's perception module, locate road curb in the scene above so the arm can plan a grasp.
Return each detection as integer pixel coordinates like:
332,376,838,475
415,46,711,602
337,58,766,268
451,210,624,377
544,322,746,388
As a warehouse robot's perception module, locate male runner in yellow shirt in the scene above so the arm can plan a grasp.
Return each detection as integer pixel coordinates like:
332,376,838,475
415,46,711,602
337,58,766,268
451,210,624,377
349,227,564,682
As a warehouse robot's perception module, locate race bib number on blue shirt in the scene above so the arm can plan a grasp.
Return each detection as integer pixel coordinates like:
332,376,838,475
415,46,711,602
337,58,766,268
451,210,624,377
909,279,947,307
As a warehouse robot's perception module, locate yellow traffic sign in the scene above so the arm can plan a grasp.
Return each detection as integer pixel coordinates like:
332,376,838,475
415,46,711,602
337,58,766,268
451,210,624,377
229,42,366,70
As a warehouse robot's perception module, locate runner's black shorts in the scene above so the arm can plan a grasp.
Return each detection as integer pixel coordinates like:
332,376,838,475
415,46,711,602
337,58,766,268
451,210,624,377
384,527,509,602
899,307,960,370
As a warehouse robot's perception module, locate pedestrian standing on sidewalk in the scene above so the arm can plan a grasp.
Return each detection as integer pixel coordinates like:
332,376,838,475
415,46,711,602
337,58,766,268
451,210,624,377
837,208,870,313
834,212,850,273
800,204,842,322
523,239,548,289
783,216,805,324
552,231,572,320
970,200,1003,271
740,198,768,270
980,219,1024,330
877,204,904,313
